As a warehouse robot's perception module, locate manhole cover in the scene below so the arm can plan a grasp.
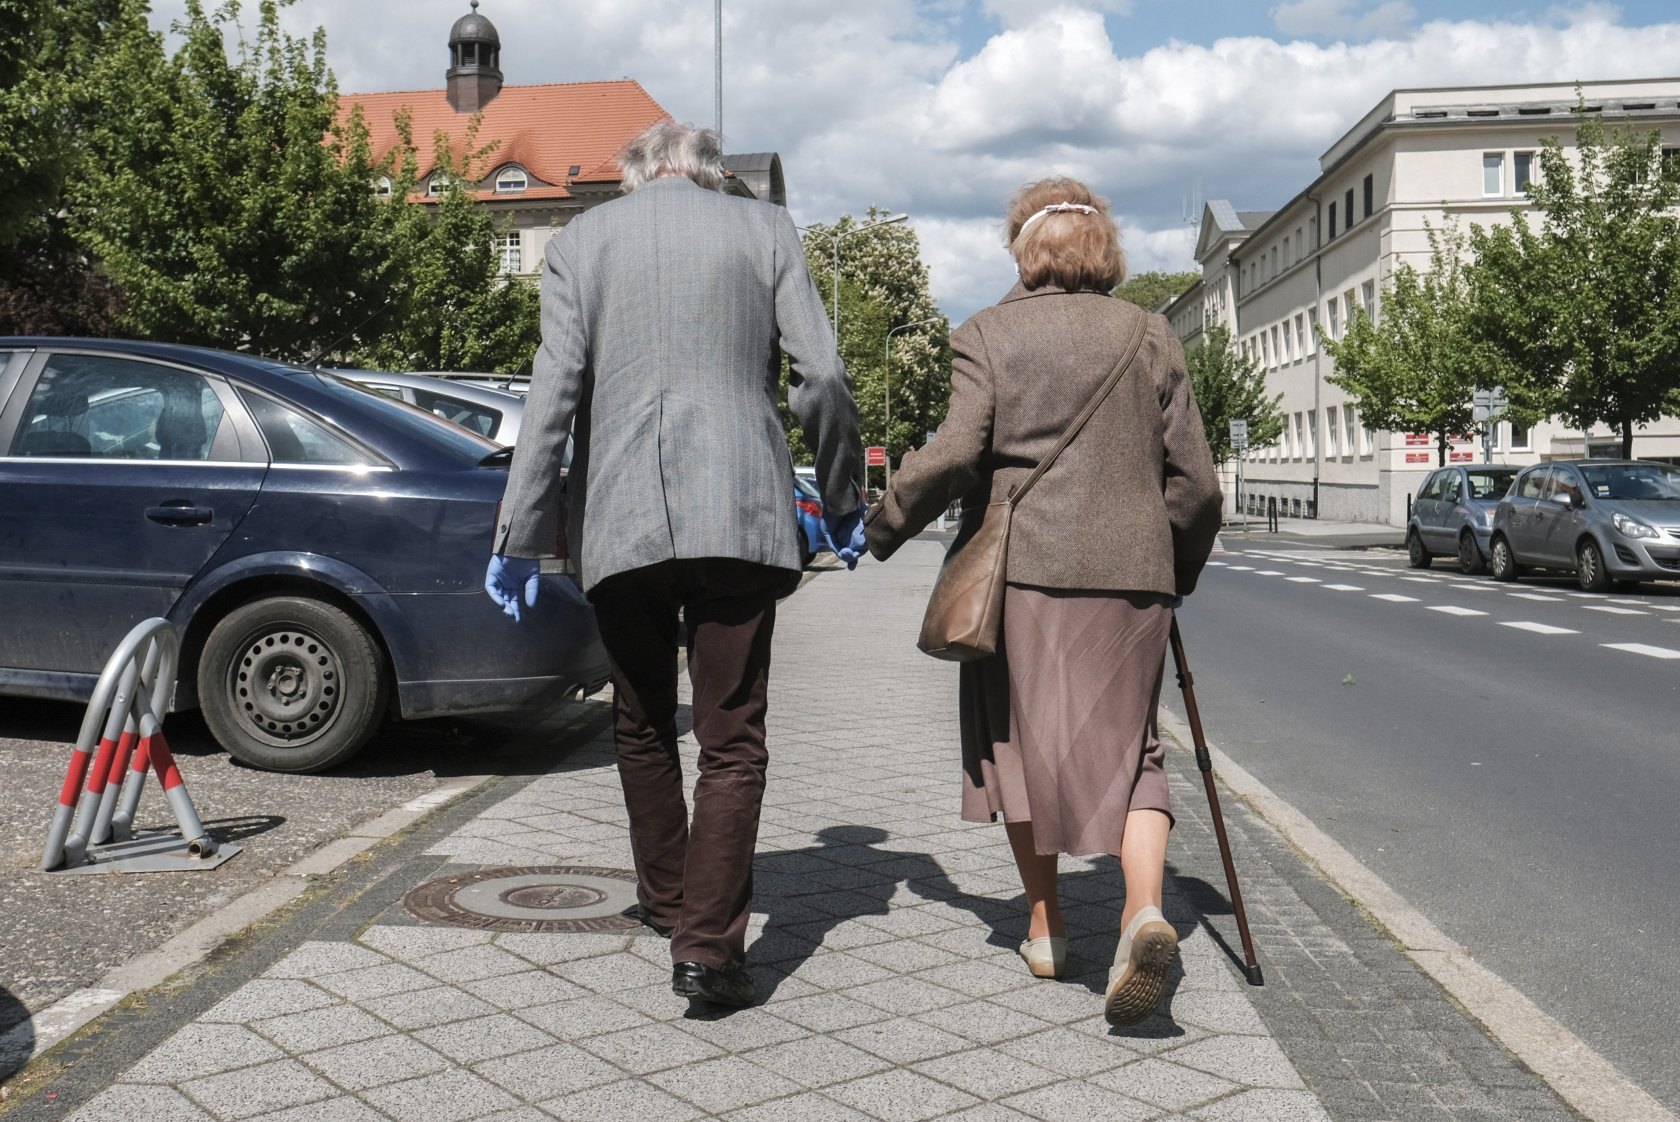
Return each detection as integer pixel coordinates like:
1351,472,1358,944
403,865,642,933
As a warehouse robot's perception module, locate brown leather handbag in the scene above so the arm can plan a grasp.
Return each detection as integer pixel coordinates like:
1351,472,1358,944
916,315,1149,661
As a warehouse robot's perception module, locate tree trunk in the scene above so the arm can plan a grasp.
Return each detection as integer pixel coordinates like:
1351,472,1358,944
1437,433,1449,467
1621,419,1634,460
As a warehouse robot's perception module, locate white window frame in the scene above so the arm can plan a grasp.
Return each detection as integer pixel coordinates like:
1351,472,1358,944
1306,409,1317,461
1514,151,1537,194
1326,406,1340,457
1294,314,1306,361
374,176,393,199
1362,280,1376,322
1345,406,1358,458
494,166,529,194
496,232,523,275
1506,421,1532,451
1327,298,1341,340
1482,152,1505,197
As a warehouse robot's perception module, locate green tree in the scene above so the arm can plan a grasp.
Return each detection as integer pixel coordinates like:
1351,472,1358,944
1113,269,1199,311
1187,324,1284,464
1468,104,1680,458
69,0,407,361
1322,223,1482,466
794,210,950,472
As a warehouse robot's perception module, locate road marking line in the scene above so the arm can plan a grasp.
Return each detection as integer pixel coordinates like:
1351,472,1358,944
1502,621,1578,635
1509,593,1563,601
1606,598,1648,605
1256,570,1285,576
1206,561,1228,566
1568,592,1597,598
1400,576,1442,583
1650,604,1680,612
1429,605,1489,617
1584,605,1647,616
1286,576,1321,583
1602,642,1680,660
1294,561,1325,567
1371,593,1420,602
1324,584,1364,591
1228,566,1255,571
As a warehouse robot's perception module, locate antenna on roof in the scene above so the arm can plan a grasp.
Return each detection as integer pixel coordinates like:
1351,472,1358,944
1181,176,1202,226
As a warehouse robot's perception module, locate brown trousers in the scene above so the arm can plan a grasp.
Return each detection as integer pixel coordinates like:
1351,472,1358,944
589,558,785,970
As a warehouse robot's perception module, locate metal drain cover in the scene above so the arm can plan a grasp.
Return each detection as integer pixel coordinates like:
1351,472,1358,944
403,865,642,933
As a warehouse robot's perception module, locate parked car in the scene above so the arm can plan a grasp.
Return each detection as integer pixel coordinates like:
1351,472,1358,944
794,474,825,568
333,370,526,445
1406,464,1520,573
0,339,609,772
1489,459,1680,591
794,465,818,492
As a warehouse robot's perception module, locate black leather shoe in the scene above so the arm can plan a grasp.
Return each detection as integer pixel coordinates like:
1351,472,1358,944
672,961,755,1007
635,910,674,938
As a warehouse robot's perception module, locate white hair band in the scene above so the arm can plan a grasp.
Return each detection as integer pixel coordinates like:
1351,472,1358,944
1016,202,1098,240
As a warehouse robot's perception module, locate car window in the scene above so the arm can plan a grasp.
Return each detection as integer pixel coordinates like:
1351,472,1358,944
1579,462,1680,501
9,353,225,460
361,383,407,402
1416,472,1446,501
1516,468,1551,500
238,390,376,466
793,475,821,501
1441,474,1462,503
313,373,500,460
1465,469,1516,500
410,387,502,439
1546,468,1585,505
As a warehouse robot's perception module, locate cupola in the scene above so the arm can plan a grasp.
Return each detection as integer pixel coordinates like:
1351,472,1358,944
447,1,503,113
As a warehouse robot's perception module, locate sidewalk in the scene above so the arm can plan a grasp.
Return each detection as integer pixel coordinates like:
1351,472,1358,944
1220,515,1403,551
4,544,1575,1122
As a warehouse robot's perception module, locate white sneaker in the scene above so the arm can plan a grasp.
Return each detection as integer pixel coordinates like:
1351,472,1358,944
1103,906,1177,1025
1017,936,1067,979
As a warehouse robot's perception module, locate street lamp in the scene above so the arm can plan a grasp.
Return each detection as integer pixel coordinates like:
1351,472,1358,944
883,317,942,490
796,213,909,340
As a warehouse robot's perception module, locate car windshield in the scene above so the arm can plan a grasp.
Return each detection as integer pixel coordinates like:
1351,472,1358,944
1464,469,1518,500
310,371,501,459
1578,462,1680,501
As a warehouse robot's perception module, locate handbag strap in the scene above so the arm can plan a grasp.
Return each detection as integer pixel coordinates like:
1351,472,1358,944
1009,310,1150,509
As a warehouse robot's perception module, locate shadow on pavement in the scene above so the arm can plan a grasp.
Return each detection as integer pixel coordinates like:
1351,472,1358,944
0,984,31,1083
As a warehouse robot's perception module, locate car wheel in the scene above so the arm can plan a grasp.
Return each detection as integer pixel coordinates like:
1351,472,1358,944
198,596,389,773
1407,529,1432,569
1457,531,1486,575
1576,539,1612,593
1490,535,1521,583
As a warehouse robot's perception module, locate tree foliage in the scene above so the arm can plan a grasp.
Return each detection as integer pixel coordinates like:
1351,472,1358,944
1322,223,1483,466
1187,324,1284,464
1113,269,1200,312
1468,105,1680,458
792,210,950,469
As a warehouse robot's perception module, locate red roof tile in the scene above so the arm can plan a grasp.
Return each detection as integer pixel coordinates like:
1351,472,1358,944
338,80,672,203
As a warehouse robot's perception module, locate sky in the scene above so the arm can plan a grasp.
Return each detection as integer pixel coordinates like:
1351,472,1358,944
144,1,1680,321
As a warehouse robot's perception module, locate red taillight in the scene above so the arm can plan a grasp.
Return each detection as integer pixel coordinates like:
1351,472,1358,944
795,499,822,517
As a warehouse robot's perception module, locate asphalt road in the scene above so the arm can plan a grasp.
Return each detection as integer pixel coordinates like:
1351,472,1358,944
1165,536,1680,1110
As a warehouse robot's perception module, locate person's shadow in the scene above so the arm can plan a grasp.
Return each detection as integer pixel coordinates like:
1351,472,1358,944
0,983,33,1084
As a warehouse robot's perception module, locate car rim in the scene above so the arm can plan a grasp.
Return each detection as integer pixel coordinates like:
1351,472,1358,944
230,626,343,748
1494,541,1508,574
1581,546,1598,586
1460,536,1474,568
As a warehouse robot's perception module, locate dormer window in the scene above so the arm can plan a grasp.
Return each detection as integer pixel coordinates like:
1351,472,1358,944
427,173,451,197
495,166,528,194
374,176,392,199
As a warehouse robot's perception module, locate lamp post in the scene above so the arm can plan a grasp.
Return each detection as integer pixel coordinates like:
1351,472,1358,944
884,317,942,490
796,213,909,340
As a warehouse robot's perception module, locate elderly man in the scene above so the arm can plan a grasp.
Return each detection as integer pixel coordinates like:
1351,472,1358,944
485,121,863,1007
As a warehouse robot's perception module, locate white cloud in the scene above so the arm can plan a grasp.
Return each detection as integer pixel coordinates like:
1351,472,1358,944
145,2,1680,322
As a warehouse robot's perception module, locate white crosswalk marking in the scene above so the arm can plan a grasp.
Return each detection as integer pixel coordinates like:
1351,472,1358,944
1428,605,1489,617
1502,621,1578,635
1606,598,1647,606
1509,593,1563,602
1256,570,1285,576
1602,643,1680,660
1324,584,1364,591
1584,606,1647,616
1371,593,1420,602
1287,577,1321,583
1228,566,1255,571
1400,576,1442,583
1206,561,1228,567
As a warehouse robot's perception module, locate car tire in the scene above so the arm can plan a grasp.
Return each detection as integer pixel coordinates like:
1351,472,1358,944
198,596,389,773
1490,535,1521,583
1457,530,1486,575
1576,539,1612,593
1407,529,1432,569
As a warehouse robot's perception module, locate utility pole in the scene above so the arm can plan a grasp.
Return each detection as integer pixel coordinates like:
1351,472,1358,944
714,0,723,138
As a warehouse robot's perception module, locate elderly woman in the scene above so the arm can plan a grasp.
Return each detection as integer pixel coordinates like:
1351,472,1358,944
864,178,1222,1024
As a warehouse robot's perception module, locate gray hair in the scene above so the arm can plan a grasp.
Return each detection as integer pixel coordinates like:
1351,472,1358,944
620,121,726,193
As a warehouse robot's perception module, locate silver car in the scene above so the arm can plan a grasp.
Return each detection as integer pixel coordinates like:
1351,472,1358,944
1489,459,1680,591
334,370,526,445
1407,464,1520,573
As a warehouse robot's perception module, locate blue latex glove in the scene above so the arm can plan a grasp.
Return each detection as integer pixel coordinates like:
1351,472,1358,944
485,555,541,621
1171,595,1185,610
822,508,867,570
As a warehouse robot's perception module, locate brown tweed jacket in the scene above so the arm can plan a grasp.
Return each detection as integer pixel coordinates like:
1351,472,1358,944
865,283,1223,597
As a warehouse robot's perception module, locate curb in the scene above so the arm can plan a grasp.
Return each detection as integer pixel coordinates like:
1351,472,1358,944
1156,707,1677,1122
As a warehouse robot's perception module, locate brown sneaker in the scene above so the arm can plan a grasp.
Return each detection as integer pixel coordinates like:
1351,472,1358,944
1103,907,1177,1025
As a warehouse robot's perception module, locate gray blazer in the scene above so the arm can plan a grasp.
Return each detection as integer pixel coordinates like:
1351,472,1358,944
494,176,862,592
866,284,1223,597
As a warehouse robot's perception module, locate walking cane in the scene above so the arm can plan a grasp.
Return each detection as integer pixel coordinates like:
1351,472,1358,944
1169,616,1264,986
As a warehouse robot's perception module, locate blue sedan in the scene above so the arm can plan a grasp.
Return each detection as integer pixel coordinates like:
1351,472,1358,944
794,474,826,568
0,338,609,772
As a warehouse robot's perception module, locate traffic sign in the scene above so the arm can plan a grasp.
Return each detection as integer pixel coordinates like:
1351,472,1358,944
865,446,887,467
1228,419,1248,441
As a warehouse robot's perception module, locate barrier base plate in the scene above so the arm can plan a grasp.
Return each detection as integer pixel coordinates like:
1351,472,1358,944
55,830,242,874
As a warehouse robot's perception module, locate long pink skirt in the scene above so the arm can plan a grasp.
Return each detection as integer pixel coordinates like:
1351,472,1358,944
959,584,1173,857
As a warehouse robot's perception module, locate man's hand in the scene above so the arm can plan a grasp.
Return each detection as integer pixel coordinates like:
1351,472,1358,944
485,555,541,622
822,509,867,570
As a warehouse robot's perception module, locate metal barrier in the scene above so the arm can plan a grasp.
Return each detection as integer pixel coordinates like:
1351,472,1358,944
40,618,240,874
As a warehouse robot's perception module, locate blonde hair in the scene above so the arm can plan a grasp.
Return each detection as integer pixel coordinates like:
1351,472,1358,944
1006,177,1126,292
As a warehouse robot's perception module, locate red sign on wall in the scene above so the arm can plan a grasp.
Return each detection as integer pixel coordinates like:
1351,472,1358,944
1404,433,1430,446
1450,451,1474,462
865,446,887,467
1405,452,1430,464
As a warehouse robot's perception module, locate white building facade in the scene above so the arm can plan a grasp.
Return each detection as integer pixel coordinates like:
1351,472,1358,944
1165,79,1680,526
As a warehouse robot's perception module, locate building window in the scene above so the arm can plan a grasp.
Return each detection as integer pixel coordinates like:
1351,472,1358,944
1507,421,1531,451
1306,307,1318,355
1328,201,1337,239
1514,151,1536,193
1293,413,1304,460
1362,279,1376,321
1344,288,1358,326
1345,406,1359,457
1271,326,1281,368
1344,188,1355,227
1294,314,1306,360
1483,152,1505,196
1270,247,1278,277
1296,225,1304,258
1326,406,1340,456
374,176,392,199
1261,331,1271,368
1283,236,1291,269
497,232,522,275
1362,174,1374,218
426,173,453,197
1327,297,1341,339
494,166,528,193
1306,409,1317,461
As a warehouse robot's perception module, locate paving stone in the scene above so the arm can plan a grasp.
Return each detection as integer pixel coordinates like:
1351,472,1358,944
181,1058,338,1120
414,1013,558,1064
832,1017,973,1064
846,975,969,1016
495,932,630,965
253,1003,392,1053
474,1041,624,1099
461,969,589,1010
1002,1079,1161,1122
823,1068,981,1122
914,999,1055,1045
315,963,440,1002
1166,1034,1306,1089
413,944,536,985
260,1096,394,1121
722,1091,874,1122
302,1033,451,1090
935,1105,1043,1122
200,979,341,1023
1191,1088,1335,1121
1091,1056,1239,1111
358,985,498,1029
912,958,1036,999
466,1109,558,1122
361,1068,520,1122
647,1053,805,1113
576,1022,725,1075
542,1078,708,1122
263,942,391,979
772,992,895,1033
66,1085,215,1122
996,1025,1142,1078
549,952,671,993
912,1048,1062,1100
515,994,651,1039
1169,992,1272,1036
357,927,495,958
742,1033,892,1088
668,1007,810,1051
123,1023,284,1083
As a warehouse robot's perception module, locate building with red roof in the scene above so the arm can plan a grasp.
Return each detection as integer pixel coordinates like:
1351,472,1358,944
338,2,785,277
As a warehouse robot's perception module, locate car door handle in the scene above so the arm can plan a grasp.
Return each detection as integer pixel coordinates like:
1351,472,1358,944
145,504,214,526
